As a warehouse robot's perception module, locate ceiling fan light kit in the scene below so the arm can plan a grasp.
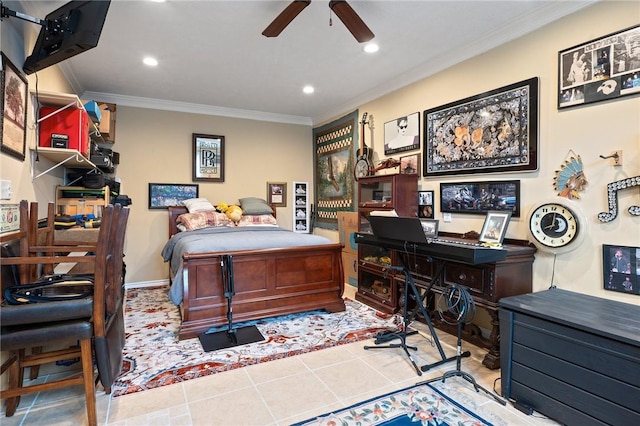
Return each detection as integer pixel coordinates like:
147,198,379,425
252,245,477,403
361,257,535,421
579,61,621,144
262,0,374,43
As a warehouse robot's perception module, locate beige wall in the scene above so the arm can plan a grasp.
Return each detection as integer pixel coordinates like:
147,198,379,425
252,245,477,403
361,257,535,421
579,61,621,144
115,107,312,283
2,2,639,305
338,1,639,304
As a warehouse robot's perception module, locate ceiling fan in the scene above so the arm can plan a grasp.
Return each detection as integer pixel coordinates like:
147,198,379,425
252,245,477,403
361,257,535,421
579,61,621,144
262,0,374,43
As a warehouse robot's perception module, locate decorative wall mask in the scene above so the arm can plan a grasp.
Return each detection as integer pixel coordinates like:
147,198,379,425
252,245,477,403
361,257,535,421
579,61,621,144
554,154,587,199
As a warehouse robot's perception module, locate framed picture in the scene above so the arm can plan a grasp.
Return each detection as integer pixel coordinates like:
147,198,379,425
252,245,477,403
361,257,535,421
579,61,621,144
193,133,224,182
423,77,538,177
479,211,512,244
267,182,287,207
420,219,439,238
148,183,199,209
440,180,520,217
603,244,639,295
384,112,420,155
400,153,420,175
372,190,384,201
1,52,28,161
418,190,434,219
558,25,640,109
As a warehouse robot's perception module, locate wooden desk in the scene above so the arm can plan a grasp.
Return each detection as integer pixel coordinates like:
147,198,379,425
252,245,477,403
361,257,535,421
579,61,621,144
403,237,536,369
53,227,100,274
54,227,100,244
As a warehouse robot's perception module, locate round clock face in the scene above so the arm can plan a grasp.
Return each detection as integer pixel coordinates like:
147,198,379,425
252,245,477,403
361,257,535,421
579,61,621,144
354,159,371,179
528,202,582,253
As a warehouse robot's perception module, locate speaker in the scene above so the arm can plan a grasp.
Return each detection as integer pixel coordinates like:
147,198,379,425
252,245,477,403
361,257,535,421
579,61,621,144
112,151,120,165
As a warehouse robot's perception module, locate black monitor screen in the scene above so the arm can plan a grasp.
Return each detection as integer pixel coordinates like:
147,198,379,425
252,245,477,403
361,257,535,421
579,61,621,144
23,1,111,75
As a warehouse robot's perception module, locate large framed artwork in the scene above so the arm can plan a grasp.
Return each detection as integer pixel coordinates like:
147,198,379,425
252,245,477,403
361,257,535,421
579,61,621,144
193,133,224,182
1,52,28,161
313,110,358,230
558,25,640,109
603,244,639,295
149,183,199,209
440,180,521,217
384,112,420,155
423,77,538,177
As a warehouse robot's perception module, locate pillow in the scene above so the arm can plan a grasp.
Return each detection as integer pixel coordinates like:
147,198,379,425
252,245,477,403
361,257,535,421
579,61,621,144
236,214,277,227
182,198,215,213
177,211,234,231
238,197,273,215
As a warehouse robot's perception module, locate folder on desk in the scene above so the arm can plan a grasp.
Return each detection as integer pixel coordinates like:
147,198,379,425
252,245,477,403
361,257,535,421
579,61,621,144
369,216,431,245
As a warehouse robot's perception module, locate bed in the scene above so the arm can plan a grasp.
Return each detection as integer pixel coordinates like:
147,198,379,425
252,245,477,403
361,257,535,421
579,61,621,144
163,205,345,340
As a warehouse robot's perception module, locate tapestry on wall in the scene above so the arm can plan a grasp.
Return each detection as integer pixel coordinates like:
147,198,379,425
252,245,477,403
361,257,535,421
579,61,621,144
313,110,358,230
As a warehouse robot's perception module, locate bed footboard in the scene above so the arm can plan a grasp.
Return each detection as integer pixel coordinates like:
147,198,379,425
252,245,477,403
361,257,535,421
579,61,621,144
178,243,345,340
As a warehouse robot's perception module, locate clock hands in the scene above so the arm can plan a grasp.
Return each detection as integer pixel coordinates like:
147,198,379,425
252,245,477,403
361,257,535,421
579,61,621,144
544,213,557,230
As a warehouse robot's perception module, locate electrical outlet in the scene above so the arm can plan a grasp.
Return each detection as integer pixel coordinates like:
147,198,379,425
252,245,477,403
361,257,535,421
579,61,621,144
0,180,12,200
443,213,452,222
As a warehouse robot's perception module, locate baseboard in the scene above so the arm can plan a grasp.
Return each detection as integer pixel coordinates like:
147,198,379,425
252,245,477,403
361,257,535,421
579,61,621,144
125,279,169,289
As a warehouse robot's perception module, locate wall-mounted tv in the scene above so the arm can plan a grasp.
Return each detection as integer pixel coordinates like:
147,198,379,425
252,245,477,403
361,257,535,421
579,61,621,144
23,1,111,75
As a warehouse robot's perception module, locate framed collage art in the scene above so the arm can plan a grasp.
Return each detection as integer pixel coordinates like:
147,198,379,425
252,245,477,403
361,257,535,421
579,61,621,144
558,25,640,109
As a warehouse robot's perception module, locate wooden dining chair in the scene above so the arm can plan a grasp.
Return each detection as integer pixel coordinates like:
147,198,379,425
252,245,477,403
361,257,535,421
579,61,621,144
0,203,118,425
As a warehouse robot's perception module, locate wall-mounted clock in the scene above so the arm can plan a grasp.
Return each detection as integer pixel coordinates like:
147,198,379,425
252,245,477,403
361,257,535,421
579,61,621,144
527,198,587,254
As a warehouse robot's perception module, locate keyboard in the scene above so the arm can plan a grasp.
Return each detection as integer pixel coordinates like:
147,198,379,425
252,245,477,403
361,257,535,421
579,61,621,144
429,238,487,248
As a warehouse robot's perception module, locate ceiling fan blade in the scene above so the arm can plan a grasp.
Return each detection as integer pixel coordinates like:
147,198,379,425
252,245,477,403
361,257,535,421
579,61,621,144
329,0,374,43
262,0,311,38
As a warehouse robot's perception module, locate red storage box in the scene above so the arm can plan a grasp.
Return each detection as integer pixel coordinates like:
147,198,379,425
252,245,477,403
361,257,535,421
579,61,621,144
39,106,90,157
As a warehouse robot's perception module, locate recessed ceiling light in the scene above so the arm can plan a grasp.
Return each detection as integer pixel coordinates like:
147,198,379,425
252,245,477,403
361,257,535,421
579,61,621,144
364,43,379,53
143,57,158,66
303,85,314,94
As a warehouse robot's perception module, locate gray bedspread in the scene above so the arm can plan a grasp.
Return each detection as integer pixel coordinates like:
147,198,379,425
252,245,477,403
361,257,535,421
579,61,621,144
162,226,334,305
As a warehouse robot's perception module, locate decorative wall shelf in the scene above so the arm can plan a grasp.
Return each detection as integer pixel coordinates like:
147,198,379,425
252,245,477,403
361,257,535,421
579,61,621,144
30,148,97,181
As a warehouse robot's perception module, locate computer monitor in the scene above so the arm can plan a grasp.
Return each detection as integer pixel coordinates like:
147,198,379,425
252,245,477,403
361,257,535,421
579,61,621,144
23,1,111,75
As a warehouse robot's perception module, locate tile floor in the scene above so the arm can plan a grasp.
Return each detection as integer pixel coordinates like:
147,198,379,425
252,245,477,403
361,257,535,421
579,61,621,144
1,294,561,426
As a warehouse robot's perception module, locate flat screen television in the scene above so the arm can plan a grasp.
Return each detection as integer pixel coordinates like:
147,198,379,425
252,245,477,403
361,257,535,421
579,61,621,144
23,1,111,75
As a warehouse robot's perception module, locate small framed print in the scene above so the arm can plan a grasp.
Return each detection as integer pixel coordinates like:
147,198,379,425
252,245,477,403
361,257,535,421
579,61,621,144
418,190,434,219
400,153,420,175
267,182,287,207
420,219,439,238
479,211,512,244
193,133,224,182
148,183,199,209
1,52,28,161
384,112,420,155
603,244,639,295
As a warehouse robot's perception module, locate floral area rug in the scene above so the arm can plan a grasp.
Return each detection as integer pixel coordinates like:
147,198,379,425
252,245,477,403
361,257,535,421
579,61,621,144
111,286,397,397
293,381,498,426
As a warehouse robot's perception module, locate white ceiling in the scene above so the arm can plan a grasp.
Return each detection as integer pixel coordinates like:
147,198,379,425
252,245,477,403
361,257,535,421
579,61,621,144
10,0,596,125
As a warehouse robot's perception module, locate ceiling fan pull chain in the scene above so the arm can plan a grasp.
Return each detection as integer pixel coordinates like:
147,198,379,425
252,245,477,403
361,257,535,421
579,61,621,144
329,9,333,27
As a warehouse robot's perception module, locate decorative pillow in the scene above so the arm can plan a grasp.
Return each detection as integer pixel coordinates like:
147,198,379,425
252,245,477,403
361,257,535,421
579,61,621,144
182,198,215,213
236,214,278,227
238,197,273,215
177,211,234,231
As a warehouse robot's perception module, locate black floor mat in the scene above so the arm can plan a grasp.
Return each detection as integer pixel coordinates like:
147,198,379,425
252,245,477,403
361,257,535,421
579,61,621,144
198,325,265,352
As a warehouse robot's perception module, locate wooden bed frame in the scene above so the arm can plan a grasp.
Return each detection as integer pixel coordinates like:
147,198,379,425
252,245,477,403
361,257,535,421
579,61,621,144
167,206,346,340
